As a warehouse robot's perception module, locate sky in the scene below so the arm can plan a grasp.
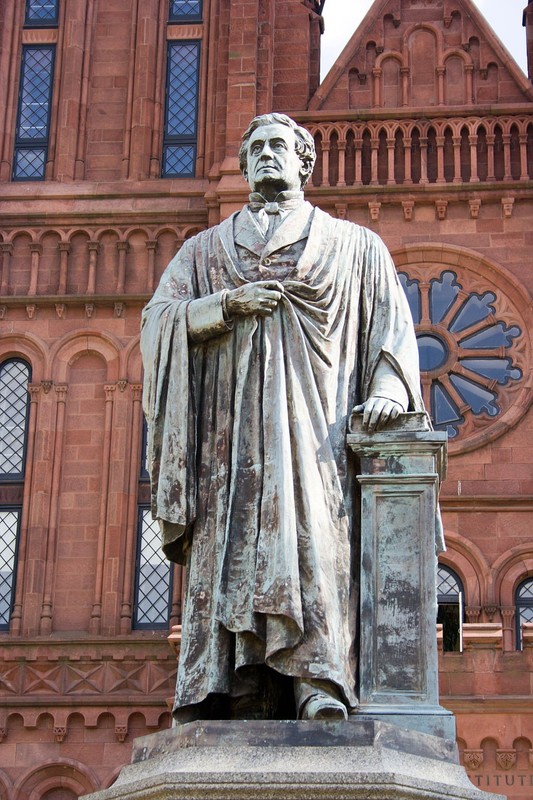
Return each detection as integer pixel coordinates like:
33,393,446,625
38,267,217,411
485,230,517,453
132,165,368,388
321,0,528,80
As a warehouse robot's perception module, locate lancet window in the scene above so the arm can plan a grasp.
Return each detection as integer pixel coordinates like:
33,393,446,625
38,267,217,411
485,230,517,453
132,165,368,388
162,41,201,177
515,578,533,650
13,45,55,180
169,0,202,21
133,419,174,629
24,0,59,26
437,564,464,653
0,359,31,630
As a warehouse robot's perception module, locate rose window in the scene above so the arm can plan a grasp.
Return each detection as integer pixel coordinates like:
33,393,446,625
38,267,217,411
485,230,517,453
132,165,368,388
398,268,527,451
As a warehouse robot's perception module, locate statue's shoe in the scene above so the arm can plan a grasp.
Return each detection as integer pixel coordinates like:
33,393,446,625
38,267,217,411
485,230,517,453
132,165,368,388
299,692,348,721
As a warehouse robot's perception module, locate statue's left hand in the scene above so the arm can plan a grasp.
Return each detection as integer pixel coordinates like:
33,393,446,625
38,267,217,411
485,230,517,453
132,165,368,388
352,396,403,432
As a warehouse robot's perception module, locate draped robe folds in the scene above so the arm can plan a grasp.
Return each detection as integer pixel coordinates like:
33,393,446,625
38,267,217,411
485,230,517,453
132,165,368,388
140,204,424,715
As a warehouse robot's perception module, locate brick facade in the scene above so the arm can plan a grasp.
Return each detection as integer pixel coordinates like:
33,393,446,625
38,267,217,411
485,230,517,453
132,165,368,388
0,0,532,798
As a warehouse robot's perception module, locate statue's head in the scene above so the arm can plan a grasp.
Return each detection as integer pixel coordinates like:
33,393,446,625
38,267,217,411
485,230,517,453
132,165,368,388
239,113,316,194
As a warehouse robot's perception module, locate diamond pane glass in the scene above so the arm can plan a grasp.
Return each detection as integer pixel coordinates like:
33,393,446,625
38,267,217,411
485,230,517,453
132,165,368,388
163,144,195,176
518,579,533,601
26,0,58,24
437,565,462,600
134,510,172,628
516,578,533,648
17,48,54,140
0,510,20,628
14,147,46,180
166,43,200,137
170,0,201,19
0,361,31,477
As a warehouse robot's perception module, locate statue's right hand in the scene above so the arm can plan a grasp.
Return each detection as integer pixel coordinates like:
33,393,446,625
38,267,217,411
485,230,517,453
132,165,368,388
225,281,284,317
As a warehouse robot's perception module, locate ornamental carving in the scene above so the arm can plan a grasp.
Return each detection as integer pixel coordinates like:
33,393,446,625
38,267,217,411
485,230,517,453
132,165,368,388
463,750,484,770
496,750,517,770
2,660,175,697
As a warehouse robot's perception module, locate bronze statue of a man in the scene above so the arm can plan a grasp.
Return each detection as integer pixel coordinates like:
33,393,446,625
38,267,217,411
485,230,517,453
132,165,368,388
141,113,423,722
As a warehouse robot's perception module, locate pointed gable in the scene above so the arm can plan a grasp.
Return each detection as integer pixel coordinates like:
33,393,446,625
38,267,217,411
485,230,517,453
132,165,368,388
310,0,533,111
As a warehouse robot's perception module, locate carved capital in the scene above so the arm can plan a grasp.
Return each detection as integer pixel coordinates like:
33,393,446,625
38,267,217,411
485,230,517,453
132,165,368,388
114,302,125,318
54,384,68,402
483,604,498,621
463,749,484,770
131,383,143,402
501,606,515,626
29,242,43,255
28,383,41,400
496,749,516,770
58,241,71,253
104,384,117,402
41,380,53,394
117,378,128,392
54,726,66,743
146,240,157,252
0,243,13,255
115,725,128,743
26,304,37,320
55,303,66,319
85,303,95,318
87,240,99,253
116,241,129,253
465,606,481,623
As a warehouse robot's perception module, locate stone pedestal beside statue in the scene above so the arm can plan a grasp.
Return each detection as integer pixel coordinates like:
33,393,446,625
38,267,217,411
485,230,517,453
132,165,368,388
348,411,455,741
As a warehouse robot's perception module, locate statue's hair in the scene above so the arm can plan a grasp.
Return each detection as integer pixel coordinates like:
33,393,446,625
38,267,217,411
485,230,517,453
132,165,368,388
238,113,316,188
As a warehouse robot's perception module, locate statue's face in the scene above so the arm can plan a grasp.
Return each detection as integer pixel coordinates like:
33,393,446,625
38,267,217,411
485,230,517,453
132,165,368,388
245,123,302,194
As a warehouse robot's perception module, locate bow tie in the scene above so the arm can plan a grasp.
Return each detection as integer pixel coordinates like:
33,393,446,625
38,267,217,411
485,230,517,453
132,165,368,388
248,191,304,215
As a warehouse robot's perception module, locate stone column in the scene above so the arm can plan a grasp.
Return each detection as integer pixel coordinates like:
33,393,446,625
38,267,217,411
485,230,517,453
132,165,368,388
347,411,454,740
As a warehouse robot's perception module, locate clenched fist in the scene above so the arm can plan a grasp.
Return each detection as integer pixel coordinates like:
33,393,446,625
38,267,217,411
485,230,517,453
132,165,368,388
226,281,284,317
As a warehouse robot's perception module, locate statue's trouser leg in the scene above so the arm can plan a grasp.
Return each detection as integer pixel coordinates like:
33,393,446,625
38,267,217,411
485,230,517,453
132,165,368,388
294,678,348,720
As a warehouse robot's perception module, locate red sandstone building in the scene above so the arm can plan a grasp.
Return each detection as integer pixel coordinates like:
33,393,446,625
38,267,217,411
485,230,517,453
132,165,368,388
1,0,533,797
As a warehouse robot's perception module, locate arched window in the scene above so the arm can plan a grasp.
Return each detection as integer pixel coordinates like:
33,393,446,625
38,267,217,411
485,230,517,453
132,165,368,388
0,358,31,630
515,577,533,650
132,418,174,630
437,564,464,652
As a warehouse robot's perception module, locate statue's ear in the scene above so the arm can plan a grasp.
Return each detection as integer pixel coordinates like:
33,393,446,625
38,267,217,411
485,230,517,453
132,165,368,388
300,162,313,185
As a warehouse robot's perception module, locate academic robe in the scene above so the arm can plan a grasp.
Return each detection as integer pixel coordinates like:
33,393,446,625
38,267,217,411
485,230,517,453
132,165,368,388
140,201,424,715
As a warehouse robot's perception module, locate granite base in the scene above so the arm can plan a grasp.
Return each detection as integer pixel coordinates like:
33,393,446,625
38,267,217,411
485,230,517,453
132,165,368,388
83,720,505,800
